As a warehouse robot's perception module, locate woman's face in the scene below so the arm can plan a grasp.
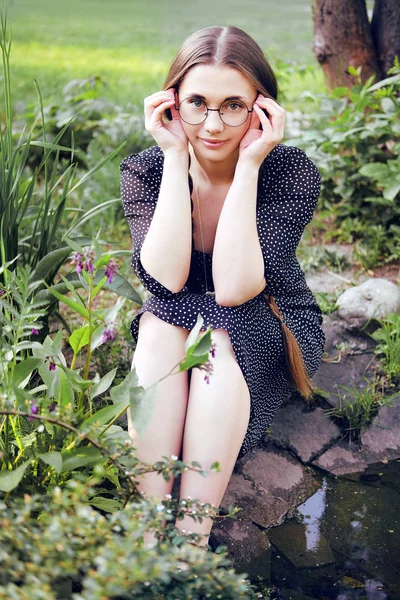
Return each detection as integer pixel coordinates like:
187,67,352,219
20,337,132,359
176,64,258,160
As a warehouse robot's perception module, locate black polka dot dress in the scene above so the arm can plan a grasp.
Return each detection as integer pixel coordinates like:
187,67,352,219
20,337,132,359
120,143,325,457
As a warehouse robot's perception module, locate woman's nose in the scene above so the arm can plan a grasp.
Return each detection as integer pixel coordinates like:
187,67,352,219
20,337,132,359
204,110,224,132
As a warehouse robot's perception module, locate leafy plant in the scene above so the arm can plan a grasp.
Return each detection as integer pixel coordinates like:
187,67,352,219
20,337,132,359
369,311,400,384
325,375,399,440
313,291,340,315
0,11,125,284
287,60,400,268
0,477,264,599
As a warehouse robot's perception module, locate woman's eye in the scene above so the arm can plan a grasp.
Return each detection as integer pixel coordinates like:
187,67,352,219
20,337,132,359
223,102,243,111
188,98,204,108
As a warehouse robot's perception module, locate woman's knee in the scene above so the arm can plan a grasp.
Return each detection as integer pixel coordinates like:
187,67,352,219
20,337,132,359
136,311,190,353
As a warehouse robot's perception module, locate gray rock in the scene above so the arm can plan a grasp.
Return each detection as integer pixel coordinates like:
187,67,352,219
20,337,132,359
360,397,400,463
210,518,271,579
306,264,356,297
313,443,368,475
268,521,334,568
238,448,318,506
220,472,289,530
265,403,341,463
336,278,400,328
313,314,378,409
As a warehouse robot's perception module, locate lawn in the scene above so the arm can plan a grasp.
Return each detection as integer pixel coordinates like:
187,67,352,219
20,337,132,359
5,0,326,114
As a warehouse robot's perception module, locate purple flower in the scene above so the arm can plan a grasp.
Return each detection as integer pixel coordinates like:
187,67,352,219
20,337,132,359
105,258,119,284
49,362,56,371
210,342,217,359
48,402,56,412
70,246,95,275
31,328,39,336
102,325,117,344
83,246,95,274
71,251,83,273
29,401,39,421
198,360,214,384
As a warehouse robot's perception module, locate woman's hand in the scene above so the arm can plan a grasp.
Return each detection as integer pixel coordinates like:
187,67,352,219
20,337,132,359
238,95,285,168
144,88,189,155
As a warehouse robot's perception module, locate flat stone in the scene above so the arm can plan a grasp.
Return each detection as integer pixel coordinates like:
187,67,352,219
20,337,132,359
313,314,378,409
238,448,318,506
220,473,289,530
210,518,271,580
360,398,400,463
305,263,357,296
313,443,368,475
268,521,334,568
265,403,341,463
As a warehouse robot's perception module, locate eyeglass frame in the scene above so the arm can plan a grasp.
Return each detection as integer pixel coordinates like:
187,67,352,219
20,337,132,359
173,94,255,127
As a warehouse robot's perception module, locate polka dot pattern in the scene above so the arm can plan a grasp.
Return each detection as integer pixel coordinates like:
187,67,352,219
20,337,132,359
120,143,325,457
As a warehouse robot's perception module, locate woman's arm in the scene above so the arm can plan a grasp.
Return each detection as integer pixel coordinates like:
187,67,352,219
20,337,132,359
212,145,321,306
140,148,192,293
212,160,266,306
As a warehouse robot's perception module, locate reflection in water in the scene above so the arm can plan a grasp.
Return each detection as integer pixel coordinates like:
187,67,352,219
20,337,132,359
297,477,327,551
266,460,400,599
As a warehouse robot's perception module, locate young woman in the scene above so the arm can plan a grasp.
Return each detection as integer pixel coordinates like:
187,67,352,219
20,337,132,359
120,25,325,550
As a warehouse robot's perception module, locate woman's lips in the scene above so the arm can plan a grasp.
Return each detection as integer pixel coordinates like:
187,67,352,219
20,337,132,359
200,138,227,148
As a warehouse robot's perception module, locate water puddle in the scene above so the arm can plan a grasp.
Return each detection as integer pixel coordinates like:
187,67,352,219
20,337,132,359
257,459,400,600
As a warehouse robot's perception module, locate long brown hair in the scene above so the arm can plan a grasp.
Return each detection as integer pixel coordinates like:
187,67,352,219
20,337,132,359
163,25,278,101
162,26,316,402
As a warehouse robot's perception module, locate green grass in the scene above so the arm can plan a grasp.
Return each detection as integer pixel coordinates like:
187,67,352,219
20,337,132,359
3,0,327,114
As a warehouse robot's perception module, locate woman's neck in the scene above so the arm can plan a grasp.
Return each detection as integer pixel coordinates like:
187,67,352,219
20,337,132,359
189,144,237,186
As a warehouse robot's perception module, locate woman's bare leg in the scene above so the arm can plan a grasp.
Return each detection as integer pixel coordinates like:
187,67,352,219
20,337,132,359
176,328,251,548
129,311,190,542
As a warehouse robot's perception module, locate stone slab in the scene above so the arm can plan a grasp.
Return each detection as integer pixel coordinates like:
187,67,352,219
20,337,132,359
312,443,368,475
210,518,271,580
313,313,378,409
360,398,400,463
268,521,334,568
220,472,289,530
238,448,318,506
265,403,341,463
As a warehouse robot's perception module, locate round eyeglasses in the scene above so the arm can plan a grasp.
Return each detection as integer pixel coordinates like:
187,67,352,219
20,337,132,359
175,97,254,127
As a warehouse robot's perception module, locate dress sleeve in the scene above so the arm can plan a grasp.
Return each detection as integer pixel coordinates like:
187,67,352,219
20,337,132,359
256,145,321,293
120,149,181,299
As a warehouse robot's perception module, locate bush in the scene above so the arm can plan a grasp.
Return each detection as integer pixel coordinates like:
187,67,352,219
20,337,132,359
0,478,262,599
286,61,400,268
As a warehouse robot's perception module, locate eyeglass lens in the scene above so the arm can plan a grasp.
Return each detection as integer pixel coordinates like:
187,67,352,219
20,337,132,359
179,98,249,126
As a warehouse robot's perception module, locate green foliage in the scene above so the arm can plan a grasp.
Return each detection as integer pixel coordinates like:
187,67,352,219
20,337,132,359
313,291,340,315
300,246,352,274
287,61,400,268
0,13,126,285
369,311,400,383
0,260,263,597
0,478,263,599
325,375,399,440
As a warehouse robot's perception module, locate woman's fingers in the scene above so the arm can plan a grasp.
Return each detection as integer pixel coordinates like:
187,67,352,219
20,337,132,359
144,89,176,120
145,98,175,129
255,96,285,140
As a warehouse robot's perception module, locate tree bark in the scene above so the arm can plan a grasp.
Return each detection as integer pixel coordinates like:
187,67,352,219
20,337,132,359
312,0,382,90
371,0,400,76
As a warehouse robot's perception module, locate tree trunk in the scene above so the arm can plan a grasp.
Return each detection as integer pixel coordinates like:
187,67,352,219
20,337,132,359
312,0,382,90
371,0,400,76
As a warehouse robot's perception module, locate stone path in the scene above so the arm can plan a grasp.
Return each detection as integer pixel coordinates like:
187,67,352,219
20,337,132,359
209,254,400,576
